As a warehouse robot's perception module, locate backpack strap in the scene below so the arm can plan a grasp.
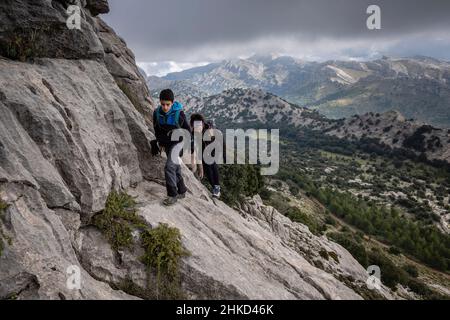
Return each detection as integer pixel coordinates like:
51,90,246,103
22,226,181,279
174,109,181,128
155,106,163,127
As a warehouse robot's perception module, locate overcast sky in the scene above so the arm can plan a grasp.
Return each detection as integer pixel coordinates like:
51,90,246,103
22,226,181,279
103,0,450,76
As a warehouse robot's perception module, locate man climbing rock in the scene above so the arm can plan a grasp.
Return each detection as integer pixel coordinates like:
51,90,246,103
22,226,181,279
153,89,191,206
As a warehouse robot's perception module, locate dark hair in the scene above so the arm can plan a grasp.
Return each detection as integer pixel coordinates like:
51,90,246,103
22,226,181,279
159,89,174,102
190,113,206,128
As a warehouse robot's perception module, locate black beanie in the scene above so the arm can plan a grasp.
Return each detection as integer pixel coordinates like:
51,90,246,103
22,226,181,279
159,89,174,102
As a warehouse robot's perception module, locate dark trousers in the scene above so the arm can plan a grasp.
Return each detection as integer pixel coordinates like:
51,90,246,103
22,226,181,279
164,144,187,197
203,162,220,187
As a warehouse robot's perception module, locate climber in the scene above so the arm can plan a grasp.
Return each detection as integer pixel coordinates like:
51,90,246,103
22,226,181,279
152,89,191,206
189,113,221,198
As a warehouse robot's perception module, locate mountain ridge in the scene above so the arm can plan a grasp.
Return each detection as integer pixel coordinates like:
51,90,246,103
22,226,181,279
147,55,450,128
183,87,450,165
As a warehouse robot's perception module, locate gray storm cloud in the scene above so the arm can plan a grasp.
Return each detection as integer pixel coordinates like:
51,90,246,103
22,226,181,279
102,0,450,73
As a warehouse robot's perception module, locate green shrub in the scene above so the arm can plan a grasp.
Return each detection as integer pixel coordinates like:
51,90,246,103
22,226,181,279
324,215,337,226
289,184,300,196
367,249,409,290
328,232,369,267
93,191,189,299
0,199,8,214
406,278,428,296
285,207,325,235
92,191,147,251
388,246,402,256
403,264,419,278
259,188,273,201
319,249,329,260
328,251,340,263
273,181,282,188
0,199,11,257
141,224,190,299
313,259,324,270
405,278,448,299
218,164,264,205
1,27,47,62
5,35,32,61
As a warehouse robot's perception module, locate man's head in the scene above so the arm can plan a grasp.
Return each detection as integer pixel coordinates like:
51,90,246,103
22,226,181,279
159,89,174,113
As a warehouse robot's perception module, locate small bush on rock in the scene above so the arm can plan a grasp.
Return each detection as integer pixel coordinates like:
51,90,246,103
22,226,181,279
93,191,189,299
141,224,190,299
0,199,11,257
93,191,147,251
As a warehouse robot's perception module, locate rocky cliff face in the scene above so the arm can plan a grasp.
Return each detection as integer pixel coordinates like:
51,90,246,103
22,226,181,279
0,0,392,299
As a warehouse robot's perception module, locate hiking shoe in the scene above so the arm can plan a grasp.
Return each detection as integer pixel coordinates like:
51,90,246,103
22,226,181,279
177,192,186,199
163,196,178,206
212,185,221,198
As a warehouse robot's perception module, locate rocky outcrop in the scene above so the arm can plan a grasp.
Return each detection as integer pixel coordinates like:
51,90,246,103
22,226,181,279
0,0,393,300
0,0,154,120
0,182,136,299
238,196,395,299
95,18,154,124
86,0,110,16
0,0,104,60
0,58,151,215
0,55,159,299
78,181,394,300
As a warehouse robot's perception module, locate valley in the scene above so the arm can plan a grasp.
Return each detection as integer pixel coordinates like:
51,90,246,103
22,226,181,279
157,84,450,299
222,129,450,298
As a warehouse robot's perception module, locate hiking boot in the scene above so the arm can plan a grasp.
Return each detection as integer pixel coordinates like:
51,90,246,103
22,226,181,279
212,185,221,198
177,192,186,199
163,196,178,206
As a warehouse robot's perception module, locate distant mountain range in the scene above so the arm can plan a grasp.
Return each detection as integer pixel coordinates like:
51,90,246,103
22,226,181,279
184,87,450,165
147,55,450,128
